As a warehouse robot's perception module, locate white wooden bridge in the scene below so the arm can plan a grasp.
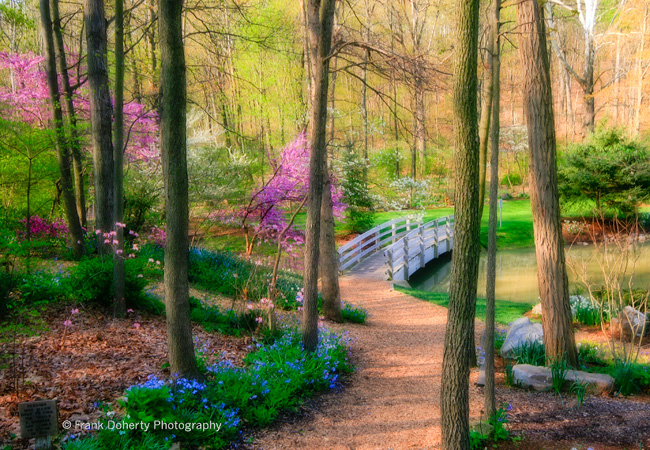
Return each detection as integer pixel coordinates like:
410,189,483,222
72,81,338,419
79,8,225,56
338,214,455,281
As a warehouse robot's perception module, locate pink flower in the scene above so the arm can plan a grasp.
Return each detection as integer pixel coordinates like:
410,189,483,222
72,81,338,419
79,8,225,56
148,258,154,263
137,274,143,278
133,322,141,328
63,320,73,327
155,260,161,265
255,317,263,324
127,309,134,313
247,303,254,310
95,229,102,235
71,308,79,314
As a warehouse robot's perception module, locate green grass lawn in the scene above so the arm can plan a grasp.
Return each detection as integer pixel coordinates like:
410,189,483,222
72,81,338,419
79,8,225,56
395,285,533,325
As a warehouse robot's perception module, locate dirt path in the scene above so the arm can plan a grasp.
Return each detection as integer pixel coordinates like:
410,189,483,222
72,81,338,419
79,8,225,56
252,253,484,449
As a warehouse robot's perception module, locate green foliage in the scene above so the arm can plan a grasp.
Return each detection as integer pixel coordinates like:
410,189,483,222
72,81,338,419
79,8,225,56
60,257,154,309
610,360,650,395
512,340,546,367
501,172,522,186
577,342,608,367
550,358,569,395
341,148,375,233
504,361,516,387
570,295,604,326
494,328,507,352
341,301,369,324
124,175,162,234
187,247,302,309
570,380,588,406
190,304,258,336
558,129,650,215
0,271,12,319
469,404,515,449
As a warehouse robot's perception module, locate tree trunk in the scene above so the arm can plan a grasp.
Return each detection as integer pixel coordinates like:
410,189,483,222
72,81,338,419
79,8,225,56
634,6,648,135
85,0,114,251
320,164,342,323
40,0,86,259
303,0,336,353
582,28,595,135
159,0,198,378
52,0,87,228
484,0,501,420
440,0,481,448
113,0,126,318
478,27,495,219
516,0,578,367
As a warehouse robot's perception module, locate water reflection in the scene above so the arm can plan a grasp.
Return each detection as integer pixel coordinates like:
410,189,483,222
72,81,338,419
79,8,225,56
407,243,650,303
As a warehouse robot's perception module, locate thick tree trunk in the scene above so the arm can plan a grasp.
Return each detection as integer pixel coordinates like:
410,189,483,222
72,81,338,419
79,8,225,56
320,165,342,323
113,0,126,318
159,0,198,378
84,0,114,251
51,0,87,228
303,0,336,353
40,0,86,259
484,0,501,420
440,0,481,448
516,0,578,367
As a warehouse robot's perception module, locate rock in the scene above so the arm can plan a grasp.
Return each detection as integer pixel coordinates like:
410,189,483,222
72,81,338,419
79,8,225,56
621,306,648,337
500,317,544,358
512,364,615,394
477,368,485,387
469,419,494,437
531,303,543,316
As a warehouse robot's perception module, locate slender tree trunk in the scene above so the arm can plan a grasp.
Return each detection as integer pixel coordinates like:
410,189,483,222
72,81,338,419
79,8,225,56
40,0,85,259
440,0,481,447
517,0,578,367
478,27,495,219
52,0,87,228
85,0,114,251
303,0,336,353
320,163,342,323
582,29,595,135
634,6,648,135
484,0,501,420
159,0,198,378
113,0,126,318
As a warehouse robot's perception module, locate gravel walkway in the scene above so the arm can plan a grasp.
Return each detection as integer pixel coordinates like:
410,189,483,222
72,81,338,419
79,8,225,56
252,252,484,449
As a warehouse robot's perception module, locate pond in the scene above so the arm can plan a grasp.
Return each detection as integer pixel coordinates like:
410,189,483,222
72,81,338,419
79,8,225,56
406,242,650,303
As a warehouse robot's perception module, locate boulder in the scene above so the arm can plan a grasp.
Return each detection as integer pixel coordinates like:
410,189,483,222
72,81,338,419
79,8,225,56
501,317,544,358
512,364,615,394
610,306,649,339
531,303,543,316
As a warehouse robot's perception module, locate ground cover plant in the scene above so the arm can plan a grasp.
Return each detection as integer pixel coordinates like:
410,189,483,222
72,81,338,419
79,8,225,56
59,327,353,450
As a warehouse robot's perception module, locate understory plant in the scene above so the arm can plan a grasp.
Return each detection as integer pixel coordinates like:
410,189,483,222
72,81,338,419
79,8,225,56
512,340,545,366
61,327,353,450
341,301,369,324
550,358,569,395
469,404,516,449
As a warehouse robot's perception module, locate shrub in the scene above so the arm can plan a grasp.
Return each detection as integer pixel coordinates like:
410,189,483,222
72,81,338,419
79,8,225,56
611,360,650,395
512,340,545,366
501,172,522,186
61,257,153,308
341,301,369,324
577,342,608,367
190,305,258,336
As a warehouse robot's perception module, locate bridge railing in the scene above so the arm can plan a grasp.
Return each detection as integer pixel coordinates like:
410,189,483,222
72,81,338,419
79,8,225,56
338,215,423,271
384,215,454,281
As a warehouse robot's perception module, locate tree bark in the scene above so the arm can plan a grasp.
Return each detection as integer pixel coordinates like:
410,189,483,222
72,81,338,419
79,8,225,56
84,0,114,251
440,0,481,447
40,0,86,259
159,0,198,378
51,0,87,228
516,0,578,367
303,0,336,353
478,23,495,219
320,163,342,323
484,0,501,420
113,0,126,318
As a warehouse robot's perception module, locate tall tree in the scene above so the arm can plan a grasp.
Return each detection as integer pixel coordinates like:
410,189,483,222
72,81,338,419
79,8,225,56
85,0,114,249
51,0,87,228
440,0,481,448
39,0,86,259
303,0,337,352
113,0,126,318
160,0,198,378
484,0,501,420
320,163,342,323
517,0,578,366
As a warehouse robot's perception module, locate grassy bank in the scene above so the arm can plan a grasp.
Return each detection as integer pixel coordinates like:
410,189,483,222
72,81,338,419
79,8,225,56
395,285,533,325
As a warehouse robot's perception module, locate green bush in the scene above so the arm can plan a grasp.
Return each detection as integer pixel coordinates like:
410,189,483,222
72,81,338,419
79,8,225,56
501,172,522,186
570,295,603,326
61,257,152,308
190,305,258,336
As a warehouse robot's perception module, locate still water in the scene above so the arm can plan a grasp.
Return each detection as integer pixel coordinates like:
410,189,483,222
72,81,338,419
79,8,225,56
407,243,650,303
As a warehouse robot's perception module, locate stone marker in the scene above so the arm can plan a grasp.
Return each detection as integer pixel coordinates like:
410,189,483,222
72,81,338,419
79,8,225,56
19,399,58,450
500,317,544,358
512,364,615,394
